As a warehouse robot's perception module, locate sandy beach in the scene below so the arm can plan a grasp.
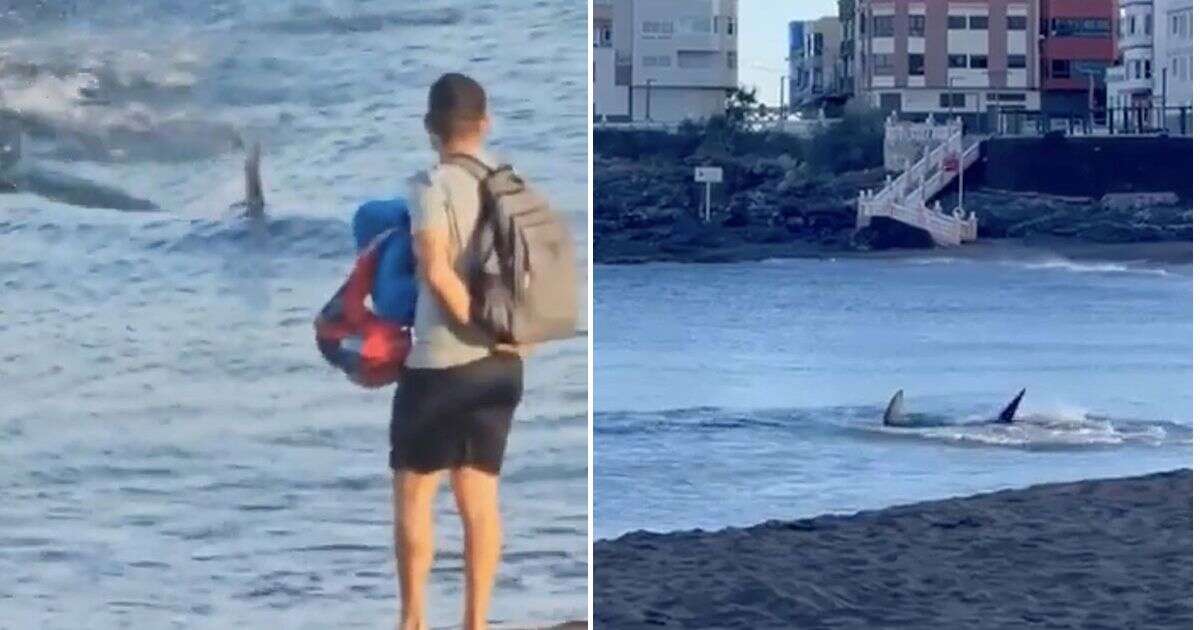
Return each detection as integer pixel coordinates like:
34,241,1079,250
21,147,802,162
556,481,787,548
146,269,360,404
594,470,1192,629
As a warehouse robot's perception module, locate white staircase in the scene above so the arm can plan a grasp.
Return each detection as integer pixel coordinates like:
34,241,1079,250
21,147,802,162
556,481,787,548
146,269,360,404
857,119,982,246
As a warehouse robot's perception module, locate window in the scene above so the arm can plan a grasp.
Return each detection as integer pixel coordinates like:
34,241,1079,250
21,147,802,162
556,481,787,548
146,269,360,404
1145,14,1152,35
1049,18,1111,37
948,15,966,29
969,16,989,30
1071,60,1109,78
873,15,895,36
1173,57,1179,77
909,53,925,76
677,51,715,69
939,93,966,108
873,53,894,73
642,21,674,36
813,69,824,90
1008,54,1026,69
642,55,670,67
728,17,736,36
1051,59,1070,78
727,51,737,69
969,55,988,69
679,16,711,34
1007,15,1027,30
813,33,824,56
879,92,902,113
948,54,967,69
987,92,1027,103
909,15,925,37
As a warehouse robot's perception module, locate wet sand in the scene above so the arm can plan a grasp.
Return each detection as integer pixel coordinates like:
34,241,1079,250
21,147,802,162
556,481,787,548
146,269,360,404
594,470,1192,629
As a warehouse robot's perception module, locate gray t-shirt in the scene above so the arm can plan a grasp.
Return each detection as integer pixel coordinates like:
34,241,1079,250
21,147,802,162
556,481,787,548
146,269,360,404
405,151,497,369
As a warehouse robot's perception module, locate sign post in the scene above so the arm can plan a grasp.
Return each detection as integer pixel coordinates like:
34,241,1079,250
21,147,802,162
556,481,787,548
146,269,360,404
694,166,723,223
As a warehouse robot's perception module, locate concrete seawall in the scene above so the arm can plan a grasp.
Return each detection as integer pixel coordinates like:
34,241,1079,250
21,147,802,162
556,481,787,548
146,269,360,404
978,136,1193,200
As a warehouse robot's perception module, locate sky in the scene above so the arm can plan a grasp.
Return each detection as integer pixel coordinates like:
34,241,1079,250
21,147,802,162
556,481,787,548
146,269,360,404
740,1,840,105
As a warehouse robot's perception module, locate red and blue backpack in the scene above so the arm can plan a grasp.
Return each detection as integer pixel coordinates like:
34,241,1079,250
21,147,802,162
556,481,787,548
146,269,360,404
314,199,417,388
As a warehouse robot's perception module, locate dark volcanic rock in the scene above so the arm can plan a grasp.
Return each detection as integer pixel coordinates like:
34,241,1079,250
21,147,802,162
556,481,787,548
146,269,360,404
852,218,936,250
595,138,1192,263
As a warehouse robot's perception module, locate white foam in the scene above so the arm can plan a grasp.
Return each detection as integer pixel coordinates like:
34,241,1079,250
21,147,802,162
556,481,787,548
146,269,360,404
1009,258,1171,277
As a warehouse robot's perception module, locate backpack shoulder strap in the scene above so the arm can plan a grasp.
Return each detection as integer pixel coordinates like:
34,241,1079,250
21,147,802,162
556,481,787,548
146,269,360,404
443,153,495,181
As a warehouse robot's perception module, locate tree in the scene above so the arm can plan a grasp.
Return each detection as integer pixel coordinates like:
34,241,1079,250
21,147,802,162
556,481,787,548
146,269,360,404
725,86,759,132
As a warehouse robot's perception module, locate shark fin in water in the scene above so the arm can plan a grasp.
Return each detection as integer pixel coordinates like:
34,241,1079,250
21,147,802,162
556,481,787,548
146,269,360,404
996,389,1025,424
882,389,905,426
243,141,265,217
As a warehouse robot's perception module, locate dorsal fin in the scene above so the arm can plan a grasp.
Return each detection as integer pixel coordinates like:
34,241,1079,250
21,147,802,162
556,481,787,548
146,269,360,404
883,389,905,426
244,141,264,216
996,389,1025,424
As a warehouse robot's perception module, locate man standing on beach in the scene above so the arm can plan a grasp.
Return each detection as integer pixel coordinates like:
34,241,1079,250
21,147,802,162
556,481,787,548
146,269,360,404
391,73,526,630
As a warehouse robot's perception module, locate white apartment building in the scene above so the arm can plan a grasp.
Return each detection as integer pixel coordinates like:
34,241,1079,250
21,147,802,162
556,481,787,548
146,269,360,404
594,2,629,119
1153,0,1192,123
593,0,738,123
856,0,1042,122
1106,0,1155,117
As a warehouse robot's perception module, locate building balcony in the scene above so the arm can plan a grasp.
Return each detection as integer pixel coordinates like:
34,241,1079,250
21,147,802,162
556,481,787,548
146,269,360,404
1044,38,1116,61
1110,77,1154,93
1118,32,1153,51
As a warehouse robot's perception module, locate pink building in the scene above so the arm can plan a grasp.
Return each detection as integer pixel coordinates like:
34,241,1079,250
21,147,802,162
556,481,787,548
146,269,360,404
856,0,1042,123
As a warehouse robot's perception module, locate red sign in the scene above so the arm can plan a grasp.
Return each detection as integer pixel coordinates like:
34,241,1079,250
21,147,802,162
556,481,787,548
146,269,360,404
942,153,960,173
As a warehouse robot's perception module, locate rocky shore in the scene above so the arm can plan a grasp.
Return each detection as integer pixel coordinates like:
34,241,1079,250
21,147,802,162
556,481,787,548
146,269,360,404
594,132,1192,265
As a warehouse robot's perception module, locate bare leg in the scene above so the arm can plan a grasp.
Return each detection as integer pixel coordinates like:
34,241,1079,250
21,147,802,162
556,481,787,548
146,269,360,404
450,466,502,630
393,470,443,630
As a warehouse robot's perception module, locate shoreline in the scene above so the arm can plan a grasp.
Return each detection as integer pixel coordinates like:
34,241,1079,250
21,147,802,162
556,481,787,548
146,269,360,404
596,237,1193,267
595,470,1192,629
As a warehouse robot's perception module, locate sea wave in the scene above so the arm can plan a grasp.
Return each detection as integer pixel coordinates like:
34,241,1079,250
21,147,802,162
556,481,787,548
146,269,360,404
596,404,1191,450
1007,258,1173,277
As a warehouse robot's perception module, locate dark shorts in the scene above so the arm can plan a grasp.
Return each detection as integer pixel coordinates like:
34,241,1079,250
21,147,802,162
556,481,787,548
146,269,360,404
389,353,523,474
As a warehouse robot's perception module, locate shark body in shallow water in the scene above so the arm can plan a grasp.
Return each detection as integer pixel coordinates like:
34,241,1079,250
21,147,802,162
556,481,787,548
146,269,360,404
0,115,159,211
883,388,1026,427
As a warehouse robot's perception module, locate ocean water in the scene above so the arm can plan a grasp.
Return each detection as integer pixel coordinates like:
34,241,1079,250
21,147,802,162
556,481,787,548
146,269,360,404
594,253,1192,539
0,2,587,628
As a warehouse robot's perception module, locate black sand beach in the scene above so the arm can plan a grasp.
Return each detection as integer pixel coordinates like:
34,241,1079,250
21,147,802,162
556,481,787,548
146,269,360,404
594,470,1192,629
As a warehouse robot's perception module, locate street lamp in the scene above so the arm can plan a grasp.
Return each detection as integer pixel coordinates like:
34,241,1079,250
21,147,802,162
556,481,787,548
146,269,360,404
948,76,957,118
645,78,656,121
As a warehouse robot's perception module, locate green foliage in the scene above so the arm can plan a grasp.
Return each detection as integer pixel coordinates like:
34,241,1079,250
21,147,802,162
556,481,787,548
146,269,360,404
803,102,887,173
594,99,888,175
724,86,759,132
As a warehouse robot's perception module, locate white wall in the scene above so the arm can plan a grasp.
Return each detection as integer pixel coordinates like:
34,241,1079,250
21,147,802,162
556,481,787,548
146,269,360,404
1154,0,1193,108
875,88,1040,115
594,46,630,118
631,85,727,123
